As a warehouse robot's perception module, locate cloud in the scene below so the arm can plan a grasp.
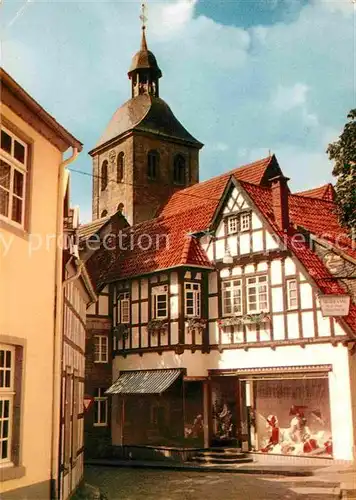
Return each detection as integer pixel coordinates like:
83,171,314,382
1,0,352,219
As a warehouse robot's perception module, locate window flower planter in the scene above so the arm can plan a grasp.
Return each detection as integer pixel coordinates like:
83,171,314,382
218,313,270,329
147,319,168,336
113,324,129,341
185,318,207,333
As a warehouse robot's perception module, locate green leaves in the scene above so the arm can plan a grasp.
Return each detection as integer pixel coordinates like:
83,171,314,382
327,109,356,234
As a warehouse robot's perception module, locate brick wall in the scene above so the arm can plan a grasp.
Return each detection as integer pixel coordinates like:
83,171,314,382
92,132,200,225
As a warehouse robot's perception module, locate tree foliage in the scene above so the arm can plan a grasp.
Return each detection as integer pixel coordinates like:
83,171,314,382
327,109,356,235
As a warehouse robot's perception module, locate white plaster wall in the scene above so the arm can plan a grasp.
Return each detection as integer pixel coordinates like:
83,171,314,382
132,280,139,301
270,260,282,285
209,272,218,294
252,231,264,253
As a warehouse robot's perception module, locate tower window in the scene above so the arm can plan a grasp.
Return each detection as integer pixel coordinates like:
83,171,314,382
147,150,159,180
173,154,186,185
117,152,124,183
101,160,108,191
101,210,108,218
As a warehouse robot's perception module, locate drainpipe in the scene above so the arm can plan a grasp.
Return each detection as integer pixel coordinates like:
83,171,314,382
51,147,79,500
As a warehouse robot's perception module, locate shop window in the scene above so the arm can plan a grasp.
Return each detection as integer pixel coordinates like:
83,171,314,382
227,216,239,234
151,285,168,319
101,160,108,191
287,279,298,310
184,282,201,318
173,154,186,185
118,292,130,324
222,279,242,316
147,150,159,180
117,152,124,183
94,388,108,427
0,127,28,227
93,335,108,363
246,275,269,313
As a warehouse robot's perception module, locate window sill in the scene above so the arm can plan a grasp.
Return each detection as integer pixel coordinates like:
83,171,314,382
93,423,108,427
0,217,28,240
94,361,108,364
0,464,26,482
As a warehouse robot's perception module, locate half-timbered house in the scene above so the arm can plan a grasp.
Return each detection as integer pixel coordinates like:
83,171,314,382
84,154,356,463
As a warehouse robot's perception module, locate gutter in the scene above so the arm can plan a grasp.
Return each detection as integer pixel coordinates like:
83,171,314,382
51,147,79,500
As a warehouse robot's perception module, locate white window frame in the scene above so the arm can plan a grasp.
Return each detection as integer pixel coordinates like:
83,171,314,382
227,215,239,234
287,279,298,310
93,335,108,363
93,388,108,427
184,282,201,318
240,212,251,231
246,275,269,313
0,126,28,228
222,279,243,316
0,345,15,465
151,285,168,320
118,292,130,324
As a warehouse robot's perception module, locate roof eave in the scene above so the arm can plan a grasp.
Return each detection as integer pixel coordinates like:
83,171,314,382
1,68,83,153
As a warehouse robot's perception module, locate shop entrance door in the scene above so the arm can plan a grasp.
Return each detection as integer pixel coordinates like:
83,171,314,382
210,376,242,447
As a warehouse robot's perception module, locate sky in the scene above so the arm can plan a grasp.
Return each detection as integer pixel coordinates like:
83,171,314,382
1,0,355,222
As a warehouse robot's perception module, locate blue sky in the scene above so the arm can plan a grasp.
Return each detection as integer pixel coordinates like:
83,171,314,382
2,0,354,222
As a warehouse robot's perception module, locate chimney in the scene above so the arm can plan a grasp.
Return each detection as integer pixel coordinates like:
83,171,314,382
270,175,290,231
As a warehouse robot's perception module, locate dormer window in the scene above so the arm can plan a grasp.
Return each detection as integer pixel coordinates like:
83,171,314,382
173,154,186,185
147,150,159,180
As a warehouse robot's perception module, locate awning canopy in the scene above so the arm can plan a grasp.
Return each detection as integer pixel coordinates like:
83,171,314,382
106,369,183,395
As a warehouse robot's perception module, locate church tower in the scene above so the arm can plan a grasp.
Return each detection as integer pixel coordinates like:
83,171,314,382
89,16,203,225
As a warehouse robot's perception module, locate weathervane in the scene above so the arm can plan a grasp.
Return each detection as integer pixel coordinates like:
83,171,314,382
140,2,147,31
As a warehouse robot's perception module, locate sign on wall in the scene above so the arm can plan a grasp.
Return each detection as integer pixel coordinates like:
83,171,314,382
319,294,351,317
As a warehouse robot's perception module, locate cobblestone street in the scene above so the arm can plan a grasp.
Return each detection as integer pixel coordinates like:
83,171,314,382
84,466,340,500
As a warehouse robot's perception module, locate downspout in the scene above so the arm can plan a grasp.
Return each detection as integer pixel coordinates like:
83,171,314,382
51,147,79,500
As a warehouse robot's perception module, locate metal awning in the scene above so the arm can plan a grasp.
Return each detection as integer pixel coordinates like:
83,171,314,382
106,369,183,395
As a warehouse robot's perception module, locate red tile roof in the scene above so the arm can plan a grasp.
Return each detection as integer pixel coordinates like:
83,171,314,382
102,202,215,282
296,183,335,202
159,156,276,217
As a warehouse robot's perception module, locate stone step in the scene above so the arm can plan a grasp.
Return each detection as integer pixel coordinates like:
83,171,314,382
191,456,253,464
193,452,249,460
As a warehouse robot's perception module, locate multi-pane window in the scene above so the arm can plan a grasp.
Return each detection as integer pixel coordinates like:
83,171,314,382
246,275,269,313
240,212,251,231
227,216,239,234
287,279,298,309
0,345,14,464
118,292,130,324
94,388,108,427
222,279,242,316
185,282,201,318
93,335,108,363
0,127,27,227
151,285,168,319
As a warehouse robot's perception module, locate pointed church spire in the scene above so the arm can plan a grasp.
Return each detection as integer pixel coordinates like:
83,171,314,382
128,2,162,98
140,2,148,51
